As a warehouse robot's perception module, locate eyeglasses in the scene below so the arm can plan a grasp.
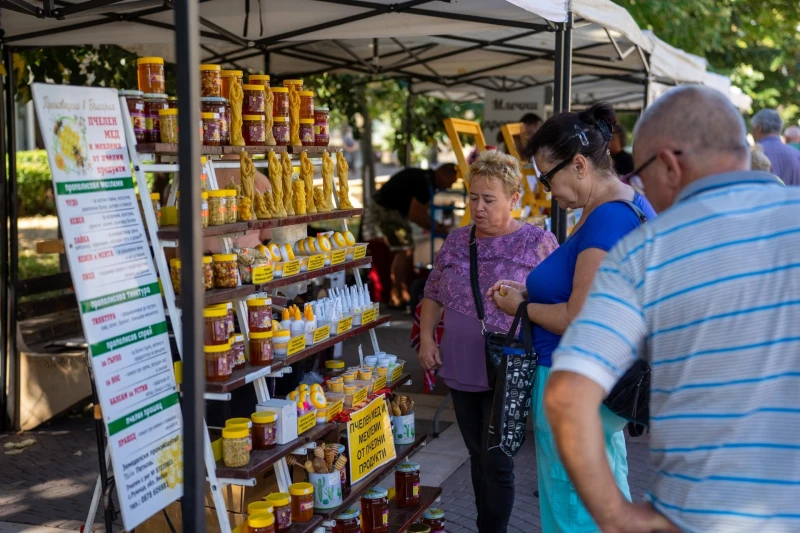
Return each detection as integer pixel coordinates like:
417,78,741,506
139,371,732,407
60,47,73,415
622,150,683,182
535,158,571,191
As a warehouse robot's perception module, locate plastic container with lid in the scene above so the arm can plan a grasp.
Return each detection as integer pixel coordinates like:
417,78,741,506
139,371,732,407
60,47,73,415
325,359,346,378
120,90,145,141
421,508,445,533
143,93,168,142
249,331,273,366
212,253,239,288
226,417,253,450
247,298,273,332
201,255,214,290
299,119,315,147
299,91,314,120
169,258,181,295
289,482,314,523
273,330,290,357
248,500,274,515
221,70,243,100
200,64,222,97
243,84,266,115
204,342,232,382
243,115,266,146
395,462,421,508
158,108,178,144
332,508,361,533
207,190,228,226
265,493,292,532
248,512,275,533
314,107,330,147
224,190,238,224
230,333,246,370
149,192,162,227
202,112,221,146
204,307,229,345
251,411,277,450
271,87,289,118
272,117,289,146
137,57,165,94
200,191,210,229
222,426,249,467
201,97,229,144
360,487,389,533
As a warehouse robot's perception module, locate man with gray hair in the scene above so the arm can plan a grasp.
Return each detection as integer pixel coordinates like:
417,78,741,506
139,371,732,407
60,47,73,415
784,125,800,150
752,108,800,184
544,85,800,532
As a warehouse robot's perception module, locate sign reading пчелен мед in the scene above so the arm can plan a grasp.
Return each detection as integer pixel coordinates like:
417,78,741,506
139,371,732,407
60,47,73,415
346,396,396,484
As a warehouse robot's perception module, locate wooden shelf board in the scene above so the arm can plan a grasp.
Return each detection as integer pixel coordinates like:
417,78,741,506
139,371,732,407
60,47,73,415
388,486,443,533
247,208,362,230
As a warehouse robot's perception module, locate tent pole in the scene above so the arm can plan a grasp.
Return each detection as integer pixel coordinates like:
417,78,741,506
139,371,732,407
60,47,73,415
4,45,19,429
0,43,8,431
405,79,413,167
550,14,572,244
174,0,205,528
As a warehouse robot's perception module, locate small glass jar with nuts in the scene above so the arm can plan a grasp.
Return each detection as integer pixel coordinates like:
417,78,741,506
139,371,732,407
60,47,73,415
202,255,214,290
212,253,239,288
169,258,181,294
208,190,228,226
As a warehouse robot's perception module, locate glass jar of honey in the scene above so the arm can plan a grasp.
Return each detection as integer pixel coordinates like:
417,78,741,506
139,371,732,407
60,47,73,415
247,298,272,332
243,115,266,146
299,119,315,147
272,117,289,146
395,462,421,508
314,107,329,147
251,411,277,450
230,333,245,370
249,331,273,366
283,79,303,92
243,84,266,116
289,482,314,523
201,97,229,145
271,87,288,118
224,189,238,224
136,57,165,94
200,64,222,97
204,342,232,382
204,307,229,345
360,487,389,533
250,74,271,91
299,91,314,119
265,493,292,533
333,508,361,533
143,93,168,142
248,512,275,533
202,112,221,146
221,70,243,99
120,90,145,142
421,508,445,533
168,96,178,109
158,108,179,144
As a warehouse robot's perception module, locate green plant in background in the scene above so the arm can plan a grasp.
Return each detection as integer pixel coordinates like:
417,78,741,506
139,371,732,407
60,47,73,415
13,150,56,217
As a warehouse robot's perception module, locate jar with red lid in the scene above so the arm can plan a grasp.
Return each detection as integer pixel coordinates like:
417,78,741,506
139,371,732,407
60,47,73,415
249,331,273,366
243,84,266,116
120,90,145,142
204,342,232,382
299,119,315,147
272,117,289,146
333,508,361,533
136,57,165,94
248,512,275,533
243,115,266,146
230,333,245,371
200,64,222,97
271,87,289,118
314,107,329,146
360,487,389,533
204,307,229,345
201,97,229,145
221,70,243,100
247,298,272,332
289,483,314,523
143,93,168,142
202,112,221,146
265,493,291,533
299,91,314,119
395,462,421,508
251,411,277,450
421,508,445,533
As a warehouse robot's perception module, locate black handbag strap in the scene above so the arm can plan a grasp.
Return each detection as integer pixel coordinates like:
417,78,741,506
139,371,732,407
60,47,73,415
468,225,487,332
505,302,533,354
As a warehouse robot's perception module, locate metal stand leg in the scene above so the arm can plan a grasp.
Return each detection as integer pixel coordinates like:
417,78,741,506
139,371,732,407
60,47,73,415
433,392,451,438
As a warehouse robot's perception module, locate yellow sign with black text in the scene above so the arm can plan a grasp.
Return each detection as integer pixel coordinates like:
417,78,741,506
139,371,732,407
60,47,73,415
307,254,325,271
326,399,343,421
313,325,331,344
252,265,274,284
336,316,354,335
373,376,387,391
282,260,301,277
361,308,377,326
347,396,396,484
353,245,368,260
288,335,306,356
298,410,316,434
331,249,346,265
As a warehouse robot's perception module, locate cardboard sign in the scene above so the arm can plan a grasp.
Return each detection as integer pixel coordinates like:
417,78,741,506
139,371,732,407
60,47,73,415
288,335,306,356
307,254,325,271
313,325,331,344
298,410,316,435
347,396,396,484
282,260,301,277
373,376,387,391
252,265,274,284
326,399,343,421
353,245,368,260
31,84,182,530
336,316,354,335
331,249,346,265
361,308,377,326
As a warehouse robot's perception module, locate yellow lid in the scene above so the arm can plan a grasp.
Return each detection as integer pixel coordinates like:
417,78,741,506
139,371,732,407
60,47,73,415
201,112,216,119
250,74,271,82
224,189,237,197
325,360,345,369
265,492,291,508
221,70,243,77
273,116,287,123
250,331,273,339
247,501,273,515
251,411,277,424
137,57,164,65
299,118,314,124
208,189,227,198
213,253,237,262
248,512,275,528
201,156,208,164
243,115,264,121
203,307,227,318
201,191,209,199
221,427,249,440
158,108,178,116
283,79,303,85
202,255,213,264
247,298,268,307
242,84,265,91
270,87,288,93
226,417,251,427
273,330,290,339
299,91,314,96
199,64,221,71
289,482,314,496
169,258,181,268
150,192,161,200
204,342,231,353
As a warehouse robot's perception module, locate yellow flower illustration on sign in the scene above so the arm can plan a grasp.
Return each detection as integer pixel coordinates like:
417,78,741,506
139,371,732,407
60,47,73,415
156,435,184,489
52,116,89,174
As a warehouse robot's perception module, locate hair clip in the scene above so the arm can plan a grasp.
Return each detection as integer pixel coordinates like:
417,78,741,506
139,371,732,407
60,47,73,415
596,119,613,142
573,125,589,147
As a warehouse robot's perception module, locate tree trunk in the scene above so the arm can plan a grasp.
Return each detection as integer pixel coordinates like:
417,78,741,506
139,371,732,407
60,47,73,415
358,84,376,203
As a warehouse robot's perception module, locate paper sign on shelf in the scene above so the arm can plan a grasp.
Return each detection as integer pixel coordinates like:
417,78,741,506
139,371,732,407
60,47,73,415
252,265,274,284
298,411,316,435
313,325,331,344
336,316,354,335
331,249,346,265
326,399,343,421
307,254,325,271
391,364,405,383
373,376,387,391
31,83,182,530
282,260,301,277
288,335,306,356
353,245,368,260
352,387,368,406
347,395,396,484
361,308,377,326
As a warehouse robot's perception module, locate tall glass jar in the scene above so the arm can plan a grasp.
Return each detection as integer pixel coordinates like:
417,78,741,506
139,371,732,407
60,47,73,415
247,298,272,332
271,87,289,118
158,108,178,144
314,107,329,147
207,190,227,226
289,483,314,523
221,70,243,100
265,493,292,533
225,189,238,224
230,333,246,370
394,462,421,508
204,342,232,382
299,91,314,119
203,307,229,345
202,112,221,146
360,487,389,533
137,57,165,94
201,97,229,145
143,93,168,142
243,84,266,115
120,90,145,142
200,64,222,97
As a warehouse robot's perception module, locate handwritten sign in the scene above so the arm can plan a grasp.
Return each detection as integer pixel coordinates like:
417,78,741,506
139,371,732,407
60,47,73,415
313,325,331,344
307,254,325,271
252,265,274,284
282,260,301,277
391,363,405,383
353,245,368,260
352,387,368,406
287,335,306,356
336,316,354,335
326,399,343,421
298,410,316,435
373,376,387,391
347,396,396,484
331,249,346,265
361,308,377,326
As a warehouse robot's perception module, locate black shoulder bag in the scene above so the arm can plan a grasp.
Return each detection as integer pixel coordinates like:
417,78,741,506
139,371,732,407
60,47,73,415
602,200,650,435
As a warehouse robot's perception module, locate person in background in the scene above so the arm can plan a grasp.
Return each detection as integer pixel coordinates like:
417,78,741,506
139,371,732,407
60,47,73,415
751,108,800,185
420,151,557,533
784,125,800,149
489,102,656,533
361,163,458,308
516,112,544,154
544,84,800,533
342,125,360,174
751,144,772,173
610,124,634,176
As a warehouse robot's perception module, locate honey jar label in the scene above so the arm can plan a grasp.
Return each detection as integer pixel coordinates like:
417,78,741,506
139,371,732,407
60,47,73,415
352,387,368,405
307,254,325,271
336,316,353,335
361,308,377,326
313,325,330,344
297,410,315,434
353,245,368,260
252,265,273,284
331,249,346,265
288,335,306,356
326,399,343,421
282,260,301,277
373,376,387,391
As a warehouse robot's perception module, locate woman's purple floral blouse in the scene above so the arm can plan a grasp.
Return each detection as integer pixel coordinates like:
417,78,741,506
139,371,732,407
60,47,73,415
424,223,558,392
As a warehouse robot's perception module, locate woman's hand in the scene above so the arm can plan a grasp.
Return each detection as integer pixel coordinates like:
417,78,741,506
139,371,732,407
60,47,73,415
418,336,442,370
492,286,526,317
487,279,527,299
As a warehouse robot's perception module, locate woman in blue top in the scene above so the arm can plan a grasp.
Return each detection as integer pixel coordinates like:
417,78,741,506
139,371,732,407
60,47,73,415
489,103,656,532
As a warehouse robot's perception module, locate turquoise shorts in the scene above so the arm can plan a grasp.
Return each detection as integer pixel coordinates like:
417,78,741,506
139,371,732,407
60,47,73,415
532,365,631,532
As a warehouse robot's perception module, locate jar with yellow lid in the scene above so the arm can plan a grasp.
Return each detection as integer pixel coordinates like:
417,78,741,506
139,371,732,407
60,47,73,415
230,333,246,370
212,253,239,288
271,87,289,118
167,96,178,109
283,79,303,91
249,74,271,89
200,191,210,228
273,330,290,357
200,64,222,97
222,426,250,467
243,84,266,116
299,91,314,120
325,359,346,378
158,108,178,144
248,512,275,533
265,493,292,532
148,192,162,227
204,306,229,345
221,70,243,100
204,342,232,382
249,331,273,366
137,57,165,94
224,189,238,224
272,116,289,146
202,112,221,146
201,97,229,144
226,417,253,450
243,115,266,146
144,93,168,142
202,255,213,290
200,156,208,190
207,190,227,226
169,258,181,295
251,411,277,450
247,298,272,332
299,118,315,146
247,500,274,516
289,482,314,523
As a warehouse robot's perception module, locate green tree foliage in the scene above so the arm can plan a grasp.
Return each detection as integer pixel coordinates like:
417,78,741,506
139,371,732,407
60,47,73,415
618,0,800,122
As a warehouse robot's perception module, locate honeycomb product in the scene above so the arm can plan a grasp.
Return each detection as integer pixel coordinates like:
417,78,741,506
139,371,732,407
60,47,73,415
222,426,249,467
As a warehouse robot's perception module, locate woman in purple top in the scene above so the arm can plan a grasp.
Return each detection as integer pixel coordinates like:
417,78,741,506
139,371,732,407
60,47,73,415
420,151,557,533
